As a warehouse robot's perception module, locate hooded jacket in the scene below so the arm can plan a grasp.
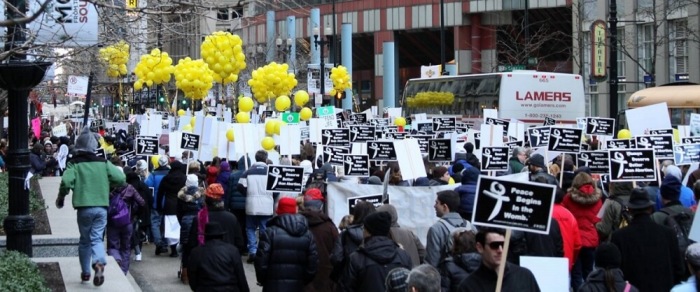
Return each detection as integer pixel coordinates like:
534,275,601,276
376,204,426,267
563,182,603,247
109,183,146,225
454,166,480,218
158,161,187,215
439,253,481,292
58,152,126,208
578,268,639,292
425,213,476,267
145,165,170,210
126,171,151,223
188,239,250,292
238,161,273,216
330,223,364,283
301,210,339,292
216,162,232,194
552,204,582,271
341,236,413,292
255,214,319,292
227,156,249,211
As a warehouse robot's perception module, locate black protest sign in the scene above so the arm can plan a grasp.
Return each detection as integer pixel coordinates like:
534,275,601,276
674,144,700,165
322,146,350,165
367,141,397,161
415,122,433,133
474,132,481,149
349,126,376,142
578,151,610,174
473,176,555,234
606,139,637,149
136,135,159,155
547,127,583,153
608,149,657,182
456,122,474,130
480,147,509,171
350,113,367,124
370,118,390,127
428,139,452,162
527,127,550,147
410,135,433,153
386,132,409,140
336,111,347,122
543,117,556,126
506,140,524,151
585,117,615,136
683,137,700,144
650,128,674,135
485,117,510,133
321,128,351,146
95,148,106,158
432,117,457,132
181,133,200,150
265,165,304,193
384,126,399,133
635,135,674,159
120,151,136,164
343,154,370,176
348,194,387,215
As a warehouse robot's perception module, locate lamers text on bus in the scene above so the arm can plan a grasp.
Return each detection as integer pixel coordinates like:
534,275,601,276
515,91,572,102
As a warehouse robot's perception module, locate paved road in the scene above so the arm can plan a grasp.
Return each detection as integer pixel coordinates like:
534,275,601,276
129,243,262,292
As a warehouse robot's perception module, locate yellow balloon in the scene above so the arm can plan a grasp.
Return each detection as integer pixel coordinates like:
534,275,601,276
294,90,310,107
226,128,235,142
394,117,407,127
190,117,196,127
273,121,282,135
183,124,193,132
177,109,186,117
236,112,250,123
150,155,160,169
673,128,680,143
275,95,291,112
300,107,312,121
265,120,277,135
261,137,275,151
239,96,254,112
617,129,632,139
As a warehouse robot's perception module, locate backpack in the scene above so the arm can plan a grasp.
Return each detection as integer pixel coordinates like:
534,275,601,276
610,197,633,230
109,189,131,227
439,218,476,259
660,208,695,257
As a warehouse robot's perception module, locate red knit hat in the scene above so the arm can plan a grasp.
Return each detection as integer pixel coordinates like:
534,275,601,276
205,183,225,200
304,188,324,202
276,197,298,215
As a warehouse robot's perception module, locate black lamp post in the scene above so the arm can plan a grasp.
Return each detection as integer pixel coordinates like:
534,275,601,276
276,36,292,63
608,0,619,119
439,0,447,75
0,0,51,257
313,26,332,106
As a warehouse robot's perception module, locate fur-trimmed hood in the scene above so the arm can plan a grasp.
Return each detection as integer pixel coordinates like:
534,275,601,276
567,184,602,205
178,185,203,202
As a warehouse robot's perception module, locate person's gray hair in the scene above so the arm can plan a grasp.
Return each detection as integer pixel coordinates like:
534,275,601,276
255,150,268,162
406,264,441,292
280,157,291,165
511,147,525,158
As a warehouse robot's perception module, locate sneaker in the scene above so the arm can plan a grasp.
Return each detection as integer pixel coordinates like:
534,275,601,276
135,254,142,261
80,273,90,282
246,255,255,264
92,263,105,286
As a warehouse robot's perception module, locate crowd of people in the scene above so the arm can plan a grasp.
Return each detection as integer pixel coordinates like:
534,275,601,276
43,122,700,292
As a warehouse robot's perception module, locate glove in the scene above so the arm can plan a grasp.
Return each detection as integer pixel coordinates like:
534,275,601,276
55,196,65,209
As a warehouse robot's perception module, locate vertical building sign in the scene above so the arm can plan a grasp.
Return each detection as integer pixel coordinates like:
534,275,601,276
591,20,607,80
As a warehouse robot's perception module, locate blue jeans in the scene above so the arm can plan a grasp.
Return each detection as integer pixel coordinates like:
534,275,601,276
77,207,108,275
246,215,271,255
571,246,596,290
150,209,164,247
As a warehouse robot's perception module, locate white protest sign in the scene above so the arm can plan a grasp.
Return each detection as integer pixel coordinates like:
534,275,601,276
520,256,570,292
66,75,89,96
394,139,427,180
679,125,691,139
483,108,498,120
178,116,191,131
52,124,67,137
479,124,504,147
217,123,236,160
232,123,258,160
508,119,526,142
625,102,671,137
193,112,205,135
691,114,700,137
309,118,322,143
279,124,301,155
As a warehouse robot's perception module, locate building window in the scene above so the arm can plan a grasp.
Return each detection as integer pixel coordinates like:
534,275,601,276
217,9,230,20
617,28,626,79
638,24,653,81
670,19,688,80
583,31,591,77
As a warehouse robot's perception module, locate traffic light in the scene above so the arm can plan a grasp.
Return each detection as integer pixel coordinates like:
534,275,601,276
159,96,165,103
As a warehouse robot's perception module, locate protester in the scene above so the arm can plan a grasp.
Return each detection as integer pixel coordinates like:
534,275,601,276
462,142,480,169
300,189,339,292
187,222,250,292
454,164,480,220
341,211,412,291
107,183,145,275
508,147,527,174
377,203,426,267
458,228,540,291
227,156,249,247
562,172,602,290
176,174,204,283
216,160,232,195
145,155,170,254
330,200,376,282
658,165,697,209
611,188,684,291
426,190,477,267
596,181,634,241
672,243,700,291
206,156,221,185
407,264,441,292
578,243,638,292
438,231,481,292
652,175,694,225
385,267,411,292
158,160,187,257
56,126,126,286
429,166,450,186
693,181,700,212
29,142,46,175
526,154,558,185
125,170,151,262
255,197,319,291
237,150,274,263
551,187,581,274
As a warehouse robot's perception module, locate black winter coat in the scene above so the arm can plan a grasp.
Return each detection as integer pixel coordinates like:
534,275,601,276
508,218,564,265
330,224,364,282
341,236,412,292
255,214,319,292
578,268,639,292
186,207,246,256
158,161,187,215
126,171,151,226
439,253,481,292
610,214,683,292
301,210,339,292
459,263,540,292
188,239,250,292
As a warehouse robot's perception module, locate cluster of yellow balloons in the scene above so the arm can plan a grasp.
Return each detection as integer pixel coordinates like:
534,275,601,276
134,49,175,90
248,62,298,103
99,41,129,78
174,57,214,100
329,65,351,97
201,31,247,84
265,119,286,135
406,91,455,108
294,90,310,107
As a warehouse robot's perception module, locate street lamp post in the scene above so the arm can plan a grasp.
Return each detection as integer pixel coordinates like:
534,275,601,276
608,0,619,119
276,37,292,63
439,0,447,75
313,26,332,106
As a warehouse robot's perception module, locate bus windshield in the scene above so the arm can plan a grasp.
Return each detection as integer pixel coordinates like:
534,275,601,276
402,74,502,117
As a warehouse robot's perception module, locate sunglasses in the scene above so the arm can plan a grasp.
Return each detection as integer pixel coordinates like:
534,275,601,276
487,241,505,250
